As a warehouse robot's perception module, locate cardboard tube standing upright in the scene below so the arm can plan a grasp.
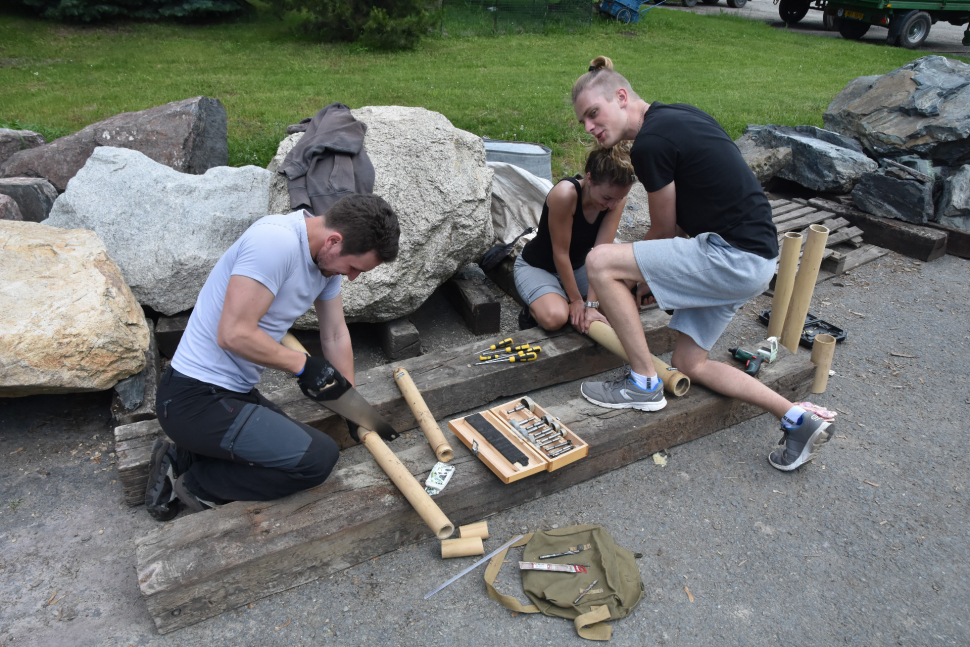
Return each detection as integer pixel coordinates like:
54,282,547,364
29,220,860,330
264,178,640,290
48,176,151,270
810,333,836,393
767,232,804,339
587,321,690,396
281,333,455,540
393,367,454,462
780,224,830,354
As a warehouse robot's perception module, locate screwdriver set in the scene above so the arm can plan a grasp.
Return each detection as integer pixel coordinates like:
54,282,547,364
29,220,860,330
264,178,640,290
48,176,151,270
448,396,588,484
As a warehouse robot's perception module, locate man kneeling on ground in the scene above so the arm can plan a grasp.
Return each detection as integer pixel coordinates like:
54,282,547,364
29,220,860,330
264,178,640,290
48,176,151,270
571,56,834,472
146,194,400,520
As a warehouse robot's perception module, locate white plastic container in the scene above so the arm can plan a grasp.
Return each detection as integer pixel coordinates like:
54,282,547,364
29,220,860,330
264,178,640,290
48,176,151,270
483,138,553,183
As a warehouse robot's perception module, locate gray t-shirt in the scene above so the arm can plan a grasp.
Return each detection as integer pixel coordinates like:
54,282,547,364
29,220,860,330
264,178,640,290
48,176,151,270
172,211,341,392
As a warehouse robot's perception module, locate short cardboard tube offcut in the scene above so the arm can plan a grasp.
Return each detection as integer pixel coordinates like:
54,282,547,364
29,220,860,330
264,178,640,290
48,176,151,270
458,521,489,539
441,536,485,558
810,333,836,394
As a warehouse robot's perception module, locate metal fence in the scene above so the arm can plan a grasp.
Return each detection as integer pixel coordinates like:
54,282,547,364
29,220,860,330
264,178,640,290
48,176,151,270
440,0,596,36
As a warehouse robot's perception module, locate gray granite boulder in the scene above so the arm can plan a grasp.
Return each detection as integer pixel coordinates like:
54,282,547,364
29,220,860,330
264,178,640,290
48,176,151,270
0,177,58,222
852,167,935,224
0,194,22,221
46,147,272,316
269,106,493,324
0,128,45,166
824,56,970,166
734,131,793,185
935,164,970,231
746,124,876,193
1,96,227,193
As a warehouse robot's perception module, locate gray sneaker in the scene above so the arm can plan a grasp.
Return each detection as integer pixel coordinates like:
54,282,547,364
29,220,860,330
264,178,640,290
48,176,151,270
768,413,833,471
581,370,667,411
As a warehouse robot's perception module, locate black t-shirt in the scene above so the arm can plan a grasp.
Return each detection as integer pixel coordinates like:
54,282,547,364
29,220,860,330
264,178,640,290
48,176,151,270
521,177,607,273
631,102,778,259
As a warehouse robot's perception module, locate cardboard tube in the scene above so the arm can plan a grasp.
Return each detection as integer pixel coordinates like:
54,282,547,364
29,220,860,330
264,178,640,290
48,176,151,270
281,332,455,540
767,232,804,339
587,321,690,396
393,367,454,462
441,537,484,559
780,225,830,354
458,521,489,540
810,333,836,393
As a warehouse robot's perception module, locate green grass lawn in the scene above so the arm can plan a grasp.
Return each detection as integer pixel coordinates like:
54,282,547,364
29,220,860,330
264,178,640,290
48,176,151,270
0,8,954,176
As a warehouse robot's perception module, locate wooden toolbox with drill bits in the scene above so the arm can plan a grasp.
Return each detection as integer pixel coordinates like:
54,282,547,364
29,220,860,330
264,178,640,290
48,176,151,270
448,396,588,484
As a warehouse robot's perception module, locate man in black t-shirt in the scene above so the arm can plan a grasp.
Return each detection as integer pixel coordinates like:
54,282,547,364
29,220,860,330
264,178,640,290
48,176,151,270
567,57,835,472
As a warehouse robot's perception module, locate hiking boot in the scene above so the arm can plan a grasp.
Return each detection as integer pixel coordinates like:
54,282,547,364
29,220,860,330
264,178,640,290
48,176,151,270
768,413,833,471
173,474,216,515
145,439,180,521
580,369,667,412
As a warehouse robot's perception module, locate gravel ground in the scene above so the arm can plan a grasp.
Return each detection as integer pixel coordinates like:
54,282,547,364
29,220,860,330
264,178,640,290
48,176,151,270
1,249,968,646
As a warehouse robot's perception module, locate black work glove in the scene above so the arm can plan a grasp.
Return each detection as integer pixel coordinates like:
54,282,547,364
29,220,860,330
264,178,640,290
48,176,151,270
342,416,361,444
295,355,337,393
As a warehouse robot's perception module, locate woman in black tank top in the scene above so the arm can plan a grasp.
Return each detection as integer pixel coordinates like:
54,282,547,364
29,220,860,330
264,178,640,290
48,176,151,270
515,145,636,333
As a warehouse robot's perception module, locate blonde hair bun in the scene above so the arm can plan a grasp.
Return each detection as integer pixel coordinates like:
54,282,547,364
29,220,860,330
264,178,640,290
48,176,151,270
588,56,614,72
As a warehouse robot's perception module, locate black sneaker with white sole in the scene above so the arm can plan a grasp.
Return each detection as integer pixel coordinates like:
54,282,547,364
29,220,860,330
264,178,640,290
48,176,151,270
145,439,180,521
581,369,667,411
768,413,833,471
173,474,217,515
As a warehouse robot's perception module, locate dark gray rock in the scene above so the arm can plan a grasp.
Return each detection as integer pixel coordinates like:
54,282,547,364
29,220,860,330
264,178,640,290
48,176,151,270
0,128,45,166
112,319,161,425
0,96,227,193
0,194,22,221
852,168,935,224
747,124,877,193
935,164,970,231
0,177,58,222
824,56,970,166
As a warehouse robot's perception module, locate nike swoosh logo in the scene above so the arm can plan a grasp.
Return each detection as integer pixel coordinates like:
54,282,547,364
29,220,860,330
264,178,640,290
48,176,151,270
619,389,642,400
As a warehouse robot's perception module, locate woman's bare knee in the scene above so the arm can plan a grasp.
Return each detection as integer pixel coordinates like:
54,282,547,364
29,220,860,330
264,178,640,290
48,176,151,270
533,306,568,331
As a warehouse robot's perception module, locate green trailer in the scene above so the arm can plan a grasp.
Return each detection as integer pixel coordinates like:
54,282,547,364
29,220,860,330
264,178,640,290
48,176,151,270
775,0,970,47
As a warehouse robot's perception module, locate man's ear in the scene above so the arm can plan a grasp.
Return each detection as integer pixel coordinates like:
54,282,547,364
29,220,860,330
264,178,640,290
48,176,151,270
615,87,629,108
324,231,343,253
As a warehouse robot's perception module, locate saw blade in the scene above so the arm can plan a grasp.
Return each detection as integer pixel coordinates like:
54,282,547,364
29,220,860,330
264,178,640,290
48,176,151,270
302,376,398,440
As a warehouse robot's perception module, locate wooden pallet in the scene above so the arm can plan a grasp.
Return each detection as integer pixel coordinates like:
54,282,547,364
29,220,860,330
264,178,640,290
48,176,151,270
768,198,889,284
115,309,677,506
135,345,814,634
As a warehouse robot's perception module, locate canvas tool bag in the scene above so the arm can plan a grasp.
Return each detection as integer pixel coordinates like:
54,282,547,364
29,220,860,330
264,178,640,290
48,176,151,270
484,525,644,641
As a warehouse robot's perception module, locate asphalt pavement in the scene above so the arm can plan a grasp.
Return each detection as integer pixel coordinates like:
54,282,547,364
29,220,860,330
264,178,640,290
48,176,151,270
1,247,968,646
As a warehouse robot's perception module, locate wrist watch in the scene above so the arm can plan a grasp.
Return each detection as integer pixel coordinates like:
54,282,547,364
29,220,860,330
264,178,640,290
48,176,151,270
585,301,599,309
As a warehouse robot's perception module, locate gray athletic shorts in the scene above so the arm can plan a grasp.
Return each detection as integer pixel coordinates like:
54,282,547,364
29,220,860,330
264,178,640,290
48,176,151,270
513,254,589,305
632,233,776,351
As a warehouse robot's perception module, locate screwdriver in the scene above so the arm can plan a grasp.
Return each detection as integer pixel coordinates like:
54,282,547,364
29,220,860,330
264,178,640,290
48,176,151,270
479,346,542,361
475,352,538,365
476,338,513,354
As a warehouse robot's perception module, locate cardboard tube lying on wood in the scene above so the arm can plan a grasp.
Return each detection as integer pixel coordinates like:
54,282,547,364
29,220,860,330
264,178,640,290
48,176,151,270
767,232,804,339
810,333,836,394
281,332,455,540
458,521,489,540
780,224,830,354
393,367,454,462
587,321,690,397
441,536,485,558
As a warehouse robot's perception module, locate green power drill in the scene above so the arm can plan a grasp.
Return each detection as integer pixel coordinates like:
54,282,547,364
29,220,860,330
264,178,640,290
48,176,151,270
728,338,778,377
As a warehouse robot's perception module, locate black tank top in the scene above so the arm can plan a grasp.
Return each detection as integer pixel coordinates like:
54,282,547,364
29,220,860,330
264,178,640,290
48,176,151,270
521,177,608,274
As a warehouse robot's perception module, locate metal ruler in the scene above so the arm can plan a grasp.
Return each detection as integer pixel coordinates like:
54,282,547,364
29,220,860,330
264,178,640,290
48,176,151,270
424,535,524,600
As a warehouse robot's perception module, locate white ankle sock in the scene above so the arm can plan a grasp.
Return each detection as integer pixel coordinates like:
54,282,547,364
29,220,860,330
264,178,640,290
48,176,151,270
630,370,660,391
782,405,807,429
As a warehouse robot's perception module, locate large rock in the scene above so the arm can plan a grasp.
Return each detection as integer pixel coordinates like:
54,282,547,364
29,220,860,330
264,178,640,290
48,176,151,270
0,221,150,396
46,147,272,316
734,131,793,185
0,194,22,221
0,177,58,222
852,168,935,224
0,96,228,193
935,164,970,231
0,128,45,166
747,124,876,193
270,106,493,324
824,56,970,166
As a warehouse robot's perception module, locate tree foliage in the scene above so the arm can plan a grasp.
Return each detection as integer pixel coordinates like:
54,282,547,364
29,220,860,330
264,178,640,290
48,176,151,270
16,0,250,22
268,0,440,50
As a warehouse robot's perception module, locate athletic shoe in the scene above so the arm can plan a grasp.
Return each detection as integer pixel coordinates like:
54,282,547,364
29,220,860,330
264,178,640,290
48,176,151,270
145,439,180,521
768,413,833,471
173,475,215,515
580,369,667,411
518,306,537,330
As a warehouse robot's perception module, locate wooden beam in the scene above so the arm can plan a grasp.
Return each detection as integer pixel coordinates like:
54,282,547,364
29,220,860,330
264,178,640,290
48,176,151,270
135,346,814,634
924,221,970,259
442,276,502,336
809,198,947,262
115,309,677,505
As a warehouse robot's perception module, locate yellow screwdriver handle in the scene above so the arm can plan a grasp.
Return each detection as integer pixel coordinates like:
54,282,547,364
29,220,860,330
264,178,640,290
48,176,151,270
511,352,538,363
